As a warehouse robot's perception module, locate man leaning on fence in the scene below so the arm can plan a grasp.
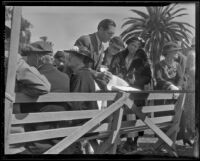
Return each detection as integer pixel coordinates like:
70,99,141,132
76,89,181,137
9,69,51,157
19,41,71,154
5,25,51,154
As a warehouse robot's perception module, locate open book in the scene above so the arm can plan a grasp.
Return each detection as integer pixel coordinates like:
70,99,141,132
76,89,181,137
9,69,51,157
107,75,140,92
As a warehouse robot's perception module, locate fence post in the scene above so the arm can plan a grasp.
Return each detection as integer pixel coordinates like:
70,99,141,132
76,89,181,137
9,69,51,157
5,6,22,154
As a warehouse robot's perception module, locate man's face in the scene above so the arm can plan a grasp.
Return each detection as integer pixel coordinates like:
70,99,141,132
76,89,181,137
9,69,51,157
99,26,116,43
127,40,141,54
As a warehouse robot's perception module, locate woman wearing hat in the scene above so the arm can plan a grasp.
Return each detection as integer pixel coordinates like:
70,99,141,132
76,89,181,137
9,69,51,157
155,42,183,91
110,36,152,153
110,36,150,87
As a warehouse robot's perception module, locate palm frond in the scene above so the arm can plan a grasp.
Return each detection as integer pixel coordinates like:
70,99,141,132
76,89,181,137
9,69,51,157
167,13,189,21
121,18,145,28
121,23,145,38
169,8,187,17
130,9,149,19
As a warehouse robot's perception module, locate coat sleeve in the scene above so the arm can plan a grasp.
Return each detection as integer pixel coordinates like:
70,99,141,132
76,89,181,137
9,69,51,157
16,54,51,97
70,74,92,110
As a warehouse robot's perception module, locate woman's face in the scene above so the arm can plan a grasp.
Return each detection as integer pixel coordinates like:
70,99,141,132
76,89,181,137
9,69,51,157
127,40,141,54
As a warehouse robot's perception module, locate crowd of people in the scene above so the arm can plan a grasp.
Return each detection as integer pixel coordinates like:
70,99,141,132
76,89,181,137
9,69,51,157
5,18,197,155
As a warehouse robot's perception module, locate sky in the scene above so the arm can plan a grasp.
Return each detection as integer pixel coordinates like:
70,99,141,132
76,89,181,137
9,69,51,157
20,3,196,52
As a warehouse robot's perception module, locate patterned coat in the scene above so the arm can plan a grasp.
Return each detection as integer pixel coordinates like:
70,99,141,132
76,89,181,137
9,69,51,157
155,60,183,90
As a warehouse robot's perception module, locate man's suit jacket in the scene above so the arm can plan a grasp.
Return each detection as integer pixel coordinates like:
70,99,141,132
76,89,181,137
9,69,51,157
74,32,104,71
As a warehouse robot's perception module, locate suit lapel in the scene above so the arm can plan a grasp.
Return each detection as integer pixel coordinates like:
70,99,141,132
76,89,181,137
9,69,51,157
89,33,100,69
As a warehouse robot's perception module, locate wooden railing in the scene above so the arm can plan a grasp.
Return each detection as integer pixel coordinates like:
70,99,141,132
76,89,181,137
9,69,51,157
7,91,188,155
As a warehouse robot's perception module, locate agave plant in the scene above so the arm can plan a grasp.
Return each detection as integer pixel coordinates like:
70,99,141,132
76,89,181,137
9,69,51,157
121,4,194,67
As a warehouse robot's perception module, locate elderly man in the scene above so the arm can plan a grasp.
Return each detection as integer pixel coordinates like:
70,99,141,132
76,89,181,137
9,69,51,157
20,41,71,154
74,19,116,88
5,25,51,154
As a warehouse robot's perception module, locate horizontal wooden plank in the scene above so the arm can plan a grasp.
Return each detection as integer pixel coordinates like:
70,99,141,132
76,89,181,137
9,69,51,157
15,93,117,103
123,104,175,115
15,90,192,103
142,104,175,113
12,110,102,125
120,122,172,135
9,123,110,144
9,116,173,144
121,116,173,128
147,93,174,100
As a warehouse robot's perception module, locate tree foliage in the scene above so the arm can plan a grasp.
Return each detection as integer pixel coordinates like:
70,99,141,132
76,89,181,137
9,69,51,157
121,4,194,66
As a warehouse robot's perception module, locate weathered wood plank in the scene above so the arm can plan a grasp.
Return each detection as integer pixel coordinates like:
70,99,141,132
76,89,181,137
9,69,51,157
15,91,193,103
147,93,174,100
5,7,22,154
12,110,101,124
9,123,110,144
44,93,129,154
15,93,117,103
142,104,175,113
9,115,173,144
123,104,175,115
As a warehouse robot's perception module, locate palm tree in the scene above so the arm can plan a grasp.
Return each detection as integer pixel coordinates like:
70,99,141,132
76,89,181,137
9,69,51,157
121,4,194,67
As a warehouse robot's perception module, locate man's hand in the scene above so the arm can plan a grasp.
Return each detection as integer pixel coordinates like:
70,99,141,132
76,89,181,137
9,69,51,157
96,71,112,83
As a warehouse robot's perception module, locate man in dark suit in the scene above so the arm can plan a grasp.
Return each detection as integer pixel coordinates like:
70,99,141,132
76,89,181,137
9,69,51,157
74,19,116,87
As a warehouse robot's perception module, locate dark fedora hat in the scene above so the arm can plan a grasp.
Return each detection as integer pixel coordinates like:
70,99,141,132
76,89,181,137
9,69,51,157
21,41,53,56
64,46,94,62
162,42,182,56
125,36,145,48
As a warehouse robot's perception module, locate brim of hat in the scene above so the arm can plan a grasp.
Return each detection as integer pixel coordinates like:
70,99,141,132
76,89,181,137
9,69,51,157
64,50,94,62
21,45,52,56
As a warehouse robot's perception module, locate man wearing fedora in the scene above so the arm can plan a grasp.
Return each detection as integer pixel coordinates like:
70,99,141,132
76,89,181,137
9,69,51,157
64,46,99,154
20,41,71,154
64,46,98,111
5,25,51,154
74,19,116,87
